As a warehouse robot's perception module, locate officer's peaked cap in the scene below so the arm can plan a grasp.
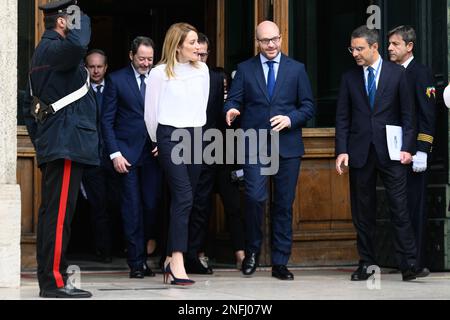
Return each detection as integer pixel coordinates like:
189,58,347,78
38,0,77,16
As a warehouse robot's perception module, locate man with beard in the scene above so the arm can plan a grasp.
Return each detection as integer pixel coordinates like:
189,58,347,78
23,0,99,298
102,37,162,279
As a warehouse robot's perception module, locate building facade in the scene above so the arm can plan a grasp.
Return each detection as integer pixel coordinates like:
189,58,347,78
1,0,448,287
0,0,20,288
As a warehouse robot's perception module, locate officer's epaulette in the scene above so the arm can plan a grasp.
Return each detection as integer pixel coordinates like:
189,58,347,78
418,133,434,145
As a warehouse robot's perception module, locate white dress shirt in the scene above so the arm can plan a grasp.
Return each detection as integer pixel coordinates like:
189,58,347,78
144,62,210,142
402,56,414,69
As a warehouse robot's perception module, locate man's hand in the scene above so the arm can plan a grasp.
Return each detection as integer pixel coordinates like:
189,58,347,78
412,151,427,173
226,109,241,127
270,116,291,132
400,152,413,165
113,156,131,174
151,146,158,158
336,154,349,175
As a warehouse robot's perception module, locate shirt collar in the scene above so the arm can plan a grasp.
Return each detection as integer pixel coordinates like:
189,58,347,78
402,56,414,69
260,52,282,66
92,80,105,88
131,63,149,79
364,55,382,73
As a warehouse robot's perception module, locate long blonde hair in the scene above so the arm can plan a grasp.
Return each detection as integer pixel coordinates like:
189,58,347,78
159,22,199,79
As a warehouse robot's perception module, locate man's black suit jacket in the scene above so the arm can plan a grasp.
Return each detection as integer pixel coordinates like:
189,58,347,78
336,60,416,168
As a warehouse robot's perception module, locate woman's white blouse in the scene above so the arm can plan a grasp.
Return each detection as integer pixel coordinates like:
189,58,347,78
144,62,210,142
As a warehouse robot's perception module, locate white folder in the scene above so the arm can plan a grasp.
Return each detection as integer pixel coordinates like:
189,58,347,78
386,125,403,161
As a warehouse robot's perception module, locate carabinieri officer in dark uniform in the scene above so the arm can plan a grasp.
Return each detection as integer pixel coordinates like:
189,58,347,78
23,0,99,298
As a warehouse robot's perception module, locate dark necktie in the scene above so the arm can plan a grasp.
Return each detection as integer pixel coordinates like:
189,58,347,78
94,85,104,148
367,66,376,110
266,61,276,99
139,74,146,100
95,85,103,109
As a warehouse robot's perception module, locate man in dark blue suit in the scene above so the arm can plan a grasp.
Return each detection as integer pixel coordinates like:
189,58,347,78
388,25,436,274
102,37,162,279
335,26,429,281
82,49,114,263
225,21,315,280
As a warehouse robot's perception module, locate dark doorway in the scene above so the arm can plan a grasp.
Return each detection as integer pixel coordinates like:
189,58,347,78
78,0,214,72
67,0,216,263
290,0,372,128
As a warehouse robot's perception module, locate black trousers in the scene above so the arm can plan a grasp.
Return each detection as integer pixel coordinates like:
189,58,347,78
407,168,429,269
349,146,417,271
37,159,84,291
187,163,245,259
157,125,203,254
82,165,116,257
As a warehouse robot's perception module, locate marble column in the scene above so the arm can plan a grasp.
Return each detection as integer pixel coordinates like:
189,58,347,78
448,2,450,200
0,0,21,288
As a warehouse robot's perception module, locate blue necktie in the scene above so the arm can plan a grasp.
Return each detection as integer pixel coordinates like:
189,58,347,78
266,61,276,99
367,66,376,110
139,74,146,100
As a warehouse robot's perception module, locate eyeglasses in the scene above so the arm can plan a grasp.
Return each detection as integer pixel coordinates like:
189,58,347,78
198,52,209,58
348,46,367,54
257,36,281,46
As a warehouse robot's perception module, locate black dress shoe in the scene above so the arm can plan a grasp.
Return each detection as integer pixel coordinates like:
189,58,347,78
272,265,294,280
416,267,430,278
185,257,214,275
402,268,416,281
39,286,92,299
143,263,156,277
402,265,430,281
389,267,430,277
242,253,258,276
129,268,145,279
351,265,374,281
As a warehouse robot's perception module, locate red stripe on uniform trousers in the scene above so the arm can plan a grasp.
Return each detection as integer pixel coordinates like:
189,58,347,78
53,159,72,288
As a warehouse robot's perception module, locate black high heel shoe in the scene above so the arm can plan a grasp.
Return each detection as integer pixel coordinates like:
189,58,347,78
163,263,195,286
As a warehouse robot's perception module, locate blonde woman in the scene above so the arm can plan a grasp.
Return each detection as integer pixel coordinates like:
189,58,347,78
144,23,209,285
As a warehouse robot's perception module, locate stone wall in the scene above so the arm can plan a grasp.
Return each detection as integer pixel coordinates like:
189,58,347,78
446,2,450,249
0,0,21,288
447,0,450,186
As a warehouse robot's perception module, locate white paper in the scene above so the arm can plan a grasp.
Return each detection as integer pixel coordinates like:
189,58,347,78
386,125,403,161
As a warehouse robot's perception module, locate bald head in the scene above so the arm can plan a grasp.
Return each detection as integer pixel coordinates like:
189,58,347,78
86,51,108,84
256,21,280,39
256,21,282,60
